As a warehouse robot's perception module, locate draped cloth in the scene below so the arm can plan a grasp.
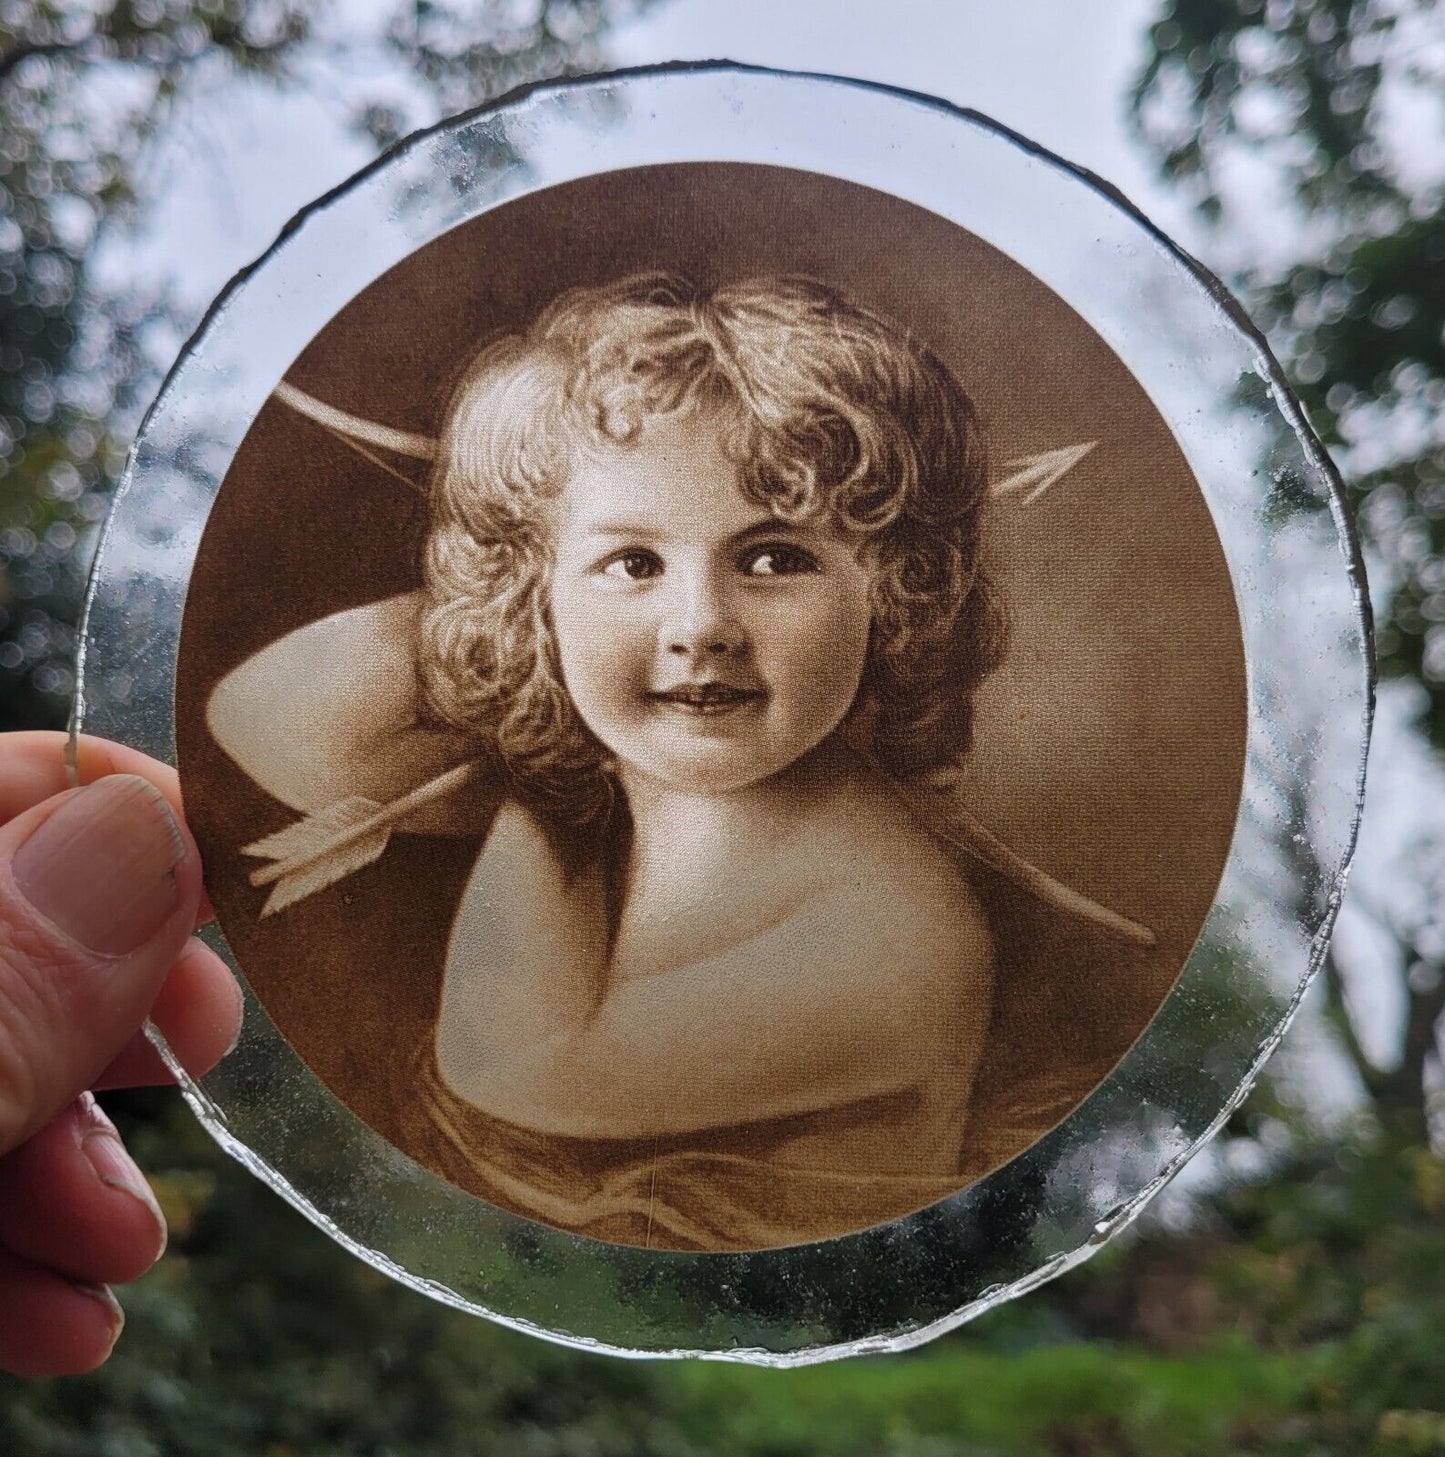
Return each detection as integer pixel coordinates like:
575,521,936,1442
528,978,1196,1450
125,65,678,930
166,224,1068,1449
398,1039,976,1251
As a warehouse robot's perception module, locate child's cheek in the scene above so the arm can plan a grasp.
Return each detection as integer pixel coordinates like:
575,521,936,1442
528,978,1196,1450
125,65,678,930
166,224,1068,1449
552,606,653,739
790,589,871,670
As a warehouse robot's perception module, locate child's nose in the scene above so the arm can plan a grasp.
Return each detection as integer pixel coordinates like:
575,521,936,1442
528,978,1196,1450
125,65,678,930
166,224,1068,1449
663,577,747,658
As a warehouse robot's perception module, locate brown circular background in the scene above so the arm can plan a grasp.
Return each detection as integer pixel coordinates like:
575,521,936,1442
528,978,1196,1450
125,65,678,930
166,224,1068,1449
176,164,1246,1250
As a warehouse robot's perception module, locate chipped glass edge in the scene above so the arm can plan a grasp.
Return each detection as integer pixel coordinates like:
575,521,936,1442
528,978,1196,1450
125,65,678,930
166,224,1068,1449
73,64,1373,1364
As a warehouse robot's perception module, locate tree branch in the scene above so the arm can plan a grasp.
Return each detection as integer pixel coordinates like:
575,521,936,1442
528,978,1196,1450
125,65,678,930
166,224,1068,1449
1320,944,1387,1099
1397,956,1445,1122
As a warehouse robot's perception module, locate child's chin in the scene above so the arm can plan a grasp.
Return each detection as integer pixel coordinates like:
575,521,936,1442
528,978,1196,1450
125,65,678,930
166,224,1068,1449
622,750,782,798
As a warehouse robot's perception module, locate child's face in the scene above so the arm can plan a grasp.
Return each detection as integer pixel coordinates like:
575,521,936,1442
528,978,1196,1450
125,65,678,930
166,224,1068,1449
548,408,873,798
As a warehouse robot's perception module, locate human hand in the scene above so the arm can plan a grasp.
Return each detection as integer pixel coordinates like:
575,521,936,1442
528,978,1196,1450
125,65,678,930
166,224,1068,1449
0,733,242,1378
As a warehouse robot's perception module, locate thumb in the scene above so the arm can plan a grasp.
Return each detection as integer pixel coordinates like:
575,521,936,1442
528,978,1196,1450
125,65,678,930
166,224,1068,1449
0,774,203,1155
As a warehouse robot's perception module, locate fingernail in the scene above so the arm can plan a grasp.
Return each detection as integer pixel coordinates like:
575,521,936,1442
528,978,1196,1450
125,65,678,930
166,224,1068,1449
74,1282,125,1348
223,995,246,1059
79,1097,168,1262
13,776,186,955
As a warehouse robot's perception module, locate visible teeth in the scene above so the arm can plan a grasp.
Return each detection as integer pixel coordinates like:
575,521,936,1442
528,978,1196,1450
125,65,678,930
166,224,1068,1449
652,684,755,708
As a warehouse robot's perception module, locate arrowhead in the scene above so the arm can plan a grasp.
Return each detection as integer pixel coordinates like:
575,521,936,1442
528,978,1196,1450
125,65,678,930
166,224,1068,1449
992,442,1098,504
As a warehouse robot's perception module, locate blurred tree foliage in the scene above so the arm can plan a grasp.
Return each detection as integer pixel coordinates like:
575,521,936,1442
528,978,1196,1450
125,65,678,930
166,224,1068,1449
1133,0,1445,742
0,0,311,727
1135,0,1445,1143
3,1094,1444,1454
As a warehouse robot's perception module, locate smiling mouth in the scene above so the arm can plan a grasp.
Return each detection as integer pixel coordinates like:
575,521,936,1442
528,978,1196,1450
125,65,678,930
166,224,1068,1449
646,682,765,714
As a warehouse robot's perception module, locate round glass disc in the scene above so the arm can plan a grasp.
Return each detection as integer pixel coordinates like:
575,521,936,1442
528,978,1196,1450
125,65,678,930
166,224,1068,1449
76,64,1370,1362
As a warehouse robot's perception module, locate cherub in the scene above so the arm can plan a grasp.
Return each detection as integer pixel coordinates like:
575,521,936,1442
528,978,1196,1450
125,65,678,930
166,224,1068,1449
208,273,1148,1249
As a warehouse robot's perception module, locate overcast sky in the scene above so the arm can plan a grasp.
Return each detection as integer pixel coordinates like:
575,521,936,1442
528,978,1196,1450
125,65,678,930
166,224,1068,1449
612,0,1190,236
121,0,1195,318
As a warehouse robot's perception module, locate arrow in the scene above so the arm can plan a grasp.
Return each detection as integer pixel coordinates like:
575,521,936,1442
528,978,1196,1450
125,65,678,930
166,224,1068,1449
243,760,484,916
992,441,1098,504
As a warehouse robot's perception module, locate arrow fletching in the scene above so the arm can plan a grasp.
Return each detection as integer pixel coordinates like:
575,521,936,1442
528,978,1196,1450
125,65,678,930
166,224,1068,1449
244,797,390,917
242,759,487,917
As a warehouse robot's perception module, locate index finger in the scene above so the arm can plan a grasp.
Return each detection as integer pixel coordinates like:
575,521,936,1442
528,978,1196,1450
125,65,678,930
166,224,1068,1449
0,732,213,924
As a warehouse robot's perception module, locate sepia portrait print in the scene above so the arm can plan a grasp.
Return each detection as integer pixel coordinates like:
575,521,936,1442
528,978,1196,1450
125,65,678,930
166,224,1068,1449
176,165,1247,1253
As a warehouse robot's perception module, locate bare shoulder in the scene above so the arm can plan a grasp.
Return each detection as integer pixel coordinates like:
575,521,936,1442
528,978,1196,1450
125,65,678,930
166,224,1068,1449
838,779,989,922
482,796,560,870
804,788,994,1006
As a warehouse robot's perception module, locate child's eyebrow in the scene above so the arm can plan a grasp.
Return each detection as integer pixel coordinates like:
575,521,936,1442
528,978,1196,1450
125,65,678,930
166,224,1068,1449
574,519,668,543
728,516,831,546
730,515,813,539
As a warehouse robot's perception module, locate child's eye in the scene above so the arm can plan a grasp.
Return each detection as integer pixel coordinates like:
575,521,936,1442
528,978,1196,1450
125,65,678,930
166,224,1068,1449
602,550,663,581
742,543,820,577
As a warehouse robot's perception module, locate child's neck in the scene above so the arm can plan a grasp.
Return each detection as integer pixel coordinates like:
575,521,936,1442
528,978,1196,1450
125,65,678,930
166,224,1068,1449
616,737,865,898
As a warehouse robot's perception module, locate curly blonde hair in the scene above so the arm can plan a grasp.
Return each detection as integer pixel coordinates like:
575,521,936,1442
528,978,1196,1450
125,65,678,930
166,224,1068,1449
420,272,1006,821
